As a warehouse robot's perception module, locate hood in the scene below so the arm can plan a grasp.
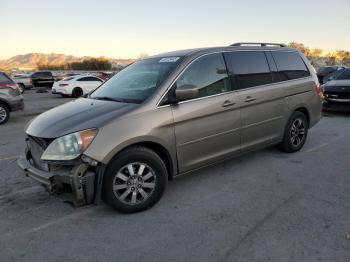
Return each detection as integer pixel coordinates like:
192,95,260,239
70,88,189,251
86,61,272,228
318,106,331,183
323,80,350,92
26,98,138,138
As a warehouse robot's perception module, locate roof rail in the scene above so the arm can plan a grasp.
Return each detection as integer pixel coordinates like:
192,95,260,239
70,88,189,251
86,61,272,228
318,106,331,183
231,42,287,47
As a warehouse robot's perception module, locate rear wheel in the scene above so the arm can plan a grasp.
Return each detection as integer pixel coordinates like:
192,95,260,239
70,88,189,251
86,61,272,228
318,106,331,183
102,146,168,213
72,87,83,98
0,102,10,125
279,111,308,153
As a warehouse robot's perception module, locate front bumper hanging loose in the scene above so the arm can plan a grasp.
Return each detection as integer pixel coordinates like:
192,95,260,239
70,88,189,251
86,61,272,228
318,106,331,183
17,154,98,206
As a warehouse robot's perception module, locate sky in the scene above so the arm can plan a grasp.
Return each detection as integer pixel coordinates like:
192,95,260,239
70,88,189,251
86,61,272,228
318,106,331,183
1,0,350,60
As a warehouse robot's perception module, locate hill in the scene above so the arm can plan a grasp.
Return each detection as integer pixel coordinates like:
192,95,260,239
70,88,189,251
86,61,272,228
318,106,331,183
0,53,135,71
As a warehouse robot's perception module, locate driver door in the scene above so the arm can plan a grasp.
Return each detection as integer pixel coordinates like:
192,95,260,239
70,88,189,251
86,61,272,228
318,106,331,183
171,53,241,172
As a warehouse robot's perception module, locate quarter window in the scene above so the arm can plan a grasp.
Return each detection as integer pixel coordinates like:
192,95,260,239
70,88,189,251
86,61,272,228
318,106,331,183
175,53,230,101
272,51,310,80
228,51,273,89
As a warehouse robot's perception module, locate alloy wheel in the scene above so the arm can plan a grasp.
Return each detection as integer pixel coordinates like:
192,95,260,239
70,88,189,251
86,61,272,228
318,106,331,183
112,162,156,205
0,106,7,123
290,118,305,147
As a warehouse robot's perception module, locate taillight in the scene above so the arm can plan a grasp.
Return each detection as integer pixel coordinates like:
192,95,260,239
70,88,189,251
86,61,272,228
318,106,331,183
59,84,69,87
316,83,321,94
0,83,18,90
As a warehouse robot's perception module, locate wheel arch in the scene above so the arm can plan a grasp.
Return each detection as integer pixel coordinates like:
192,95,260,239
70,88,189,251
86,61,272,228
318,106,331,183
104,140,176,181
0,98,11,112
294,107,310,127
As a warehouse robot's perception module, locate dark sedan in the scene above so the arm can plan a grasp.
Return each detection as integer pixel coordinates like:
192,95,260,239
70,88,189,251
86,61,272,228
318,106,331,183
322,68,350,112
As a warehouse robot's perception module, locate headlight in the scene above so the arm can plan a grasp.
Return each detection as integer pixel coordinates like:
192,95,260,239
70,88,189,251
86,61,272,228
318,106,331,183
41,129,98,161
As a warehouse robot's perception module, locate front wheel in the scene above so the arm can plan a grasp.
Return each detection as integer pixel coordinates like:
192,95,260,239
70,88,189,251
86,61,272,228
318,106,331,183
279,111,308,153
102,146,168,213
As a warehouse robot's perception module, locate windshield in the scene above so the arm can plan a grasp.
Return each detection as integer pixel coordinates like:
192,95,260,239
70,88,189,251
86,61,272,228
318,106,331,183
335,69,350,80
91,57,183,103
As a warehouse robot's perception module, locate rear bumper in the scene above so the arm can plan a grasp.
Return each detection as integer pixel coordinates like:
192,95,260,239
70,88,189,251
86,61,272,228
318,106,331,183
9,97,24,111
322,100,350,113
52,88,67,95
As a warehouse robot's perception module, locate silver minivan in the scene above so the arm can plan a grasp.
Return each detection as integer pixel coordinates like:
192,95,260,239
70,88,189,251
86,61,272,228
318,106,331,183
18,43,322,213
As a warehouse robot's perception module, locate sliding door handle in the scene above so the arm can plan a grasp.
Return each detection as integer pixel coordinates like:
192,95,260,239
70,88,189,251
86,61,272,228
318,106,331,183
244,96,256,103
222,100,236,107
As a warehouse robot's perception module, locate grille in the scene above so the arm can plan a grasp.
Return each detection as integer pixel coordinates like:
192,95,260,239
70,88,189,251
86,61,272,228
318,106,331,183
324,90,350,100
26,136,53,171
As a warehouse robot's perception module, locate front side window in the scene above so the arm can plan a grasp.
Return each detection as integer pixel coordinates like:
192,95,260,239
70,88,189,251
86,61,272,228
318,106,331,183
175,53,230,101
272,51,310,81
91,57,183,103
228,51,273,89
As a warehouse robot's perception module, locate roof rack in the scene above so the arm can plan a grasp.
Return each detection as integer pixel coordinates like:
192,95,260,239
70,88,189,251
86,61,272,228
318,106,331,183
231,42,287,47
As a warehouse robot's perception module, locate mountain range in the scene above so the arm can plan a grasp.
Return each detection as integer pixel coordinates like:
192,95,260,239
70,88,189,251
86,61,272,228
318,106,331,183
0,53,135,70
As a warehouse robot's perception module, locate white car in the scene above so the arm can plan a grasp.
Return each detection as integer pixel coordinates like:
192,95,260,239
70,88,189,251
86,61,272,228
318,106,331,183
52,75,104,97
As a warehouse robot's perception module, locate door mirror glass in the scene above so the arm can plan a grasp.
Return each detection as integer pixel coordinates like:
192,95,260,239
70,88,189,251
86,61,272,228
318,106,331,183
175,85,199,101
173,53,230,102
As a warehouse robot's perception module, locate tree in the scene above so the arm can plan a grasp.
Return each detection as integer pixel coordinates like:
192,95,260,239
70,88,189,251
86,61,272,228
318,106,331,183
311,48,322,57
68,58,112,70
288,42,311,56
137,53,149,60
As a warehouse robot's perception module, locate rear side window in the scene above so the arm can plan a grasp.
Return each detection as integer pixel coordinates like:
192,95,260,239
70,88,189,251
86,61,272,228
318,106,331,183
272,51,310,81
227,51,272,89
175,53,230,100
0,73,14,84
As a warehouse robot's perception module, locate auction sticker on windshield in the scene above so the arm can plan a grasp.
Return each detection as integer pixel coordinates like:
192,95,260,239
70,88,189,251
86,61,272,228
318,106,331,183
159,57,180,63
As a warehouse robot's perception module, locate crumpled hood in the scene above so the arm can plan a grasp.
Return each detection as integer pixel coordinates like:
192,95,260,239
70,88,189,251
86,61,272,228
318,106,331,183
26,98,138,138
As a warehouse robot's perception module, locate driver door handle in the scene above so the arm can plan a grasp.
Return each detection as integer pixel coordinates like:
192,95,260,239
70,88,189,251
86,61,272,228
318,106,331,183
244,96,256,103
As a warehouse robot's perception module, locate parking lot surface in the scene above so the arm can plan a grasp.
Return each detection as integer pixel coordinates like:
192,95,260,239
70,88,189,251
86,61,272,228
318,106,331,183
0,90,349,262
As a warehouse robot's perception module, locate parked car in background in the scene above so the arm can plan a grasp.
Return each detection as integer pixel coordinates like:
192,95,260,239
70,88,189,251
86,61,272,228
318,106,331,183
322,68,350,112
317,66,345,84
18,43,322,213
12,75,33,92
0,72,24,124
52,75,104,97
31,71,55,87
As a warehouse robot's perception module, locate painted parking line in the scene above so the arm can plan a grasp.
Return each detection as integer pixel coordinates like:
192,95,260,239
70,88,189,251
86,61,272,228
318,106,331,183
0,155,18,161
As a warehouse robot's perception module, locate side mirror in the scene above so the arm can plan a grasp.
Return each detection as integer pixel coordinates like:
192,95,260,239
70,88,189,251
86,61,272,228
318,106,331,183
175,85,199,101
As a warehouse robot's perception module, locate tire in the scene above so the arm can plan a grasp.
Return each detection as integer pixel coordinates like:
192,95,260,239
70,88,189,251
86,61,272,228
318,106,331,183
72,87,83,98
18,83,25,93
102,146,168,213
0,102,10,125
279,111,308,153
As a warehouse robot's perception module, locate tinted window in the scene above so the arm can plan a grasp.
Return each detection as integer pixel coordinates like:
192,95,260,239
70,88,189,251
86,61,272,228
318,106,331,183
78,77,91,81
336,68,350,80
175,53,230,100
0,73,13,84
32,72,52,78
228,51,272,89
90,77,103,82
272,51,310,80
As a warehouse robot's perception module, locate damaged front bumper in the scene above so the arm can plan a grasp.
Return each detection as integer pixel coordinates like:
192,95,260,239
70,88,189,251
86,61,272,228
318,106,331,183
17,153,105,206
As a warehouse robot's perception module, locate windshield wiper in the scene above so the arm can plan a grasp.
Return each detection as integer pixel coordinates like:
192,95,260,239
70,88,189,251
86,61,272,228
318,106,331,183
92,96,142,104
93,96,127,103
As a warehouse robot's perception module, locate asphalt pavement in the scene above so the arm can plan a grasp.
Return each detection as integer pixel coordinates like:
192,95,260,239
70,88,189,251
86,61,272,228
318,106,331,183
0,90,349,262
